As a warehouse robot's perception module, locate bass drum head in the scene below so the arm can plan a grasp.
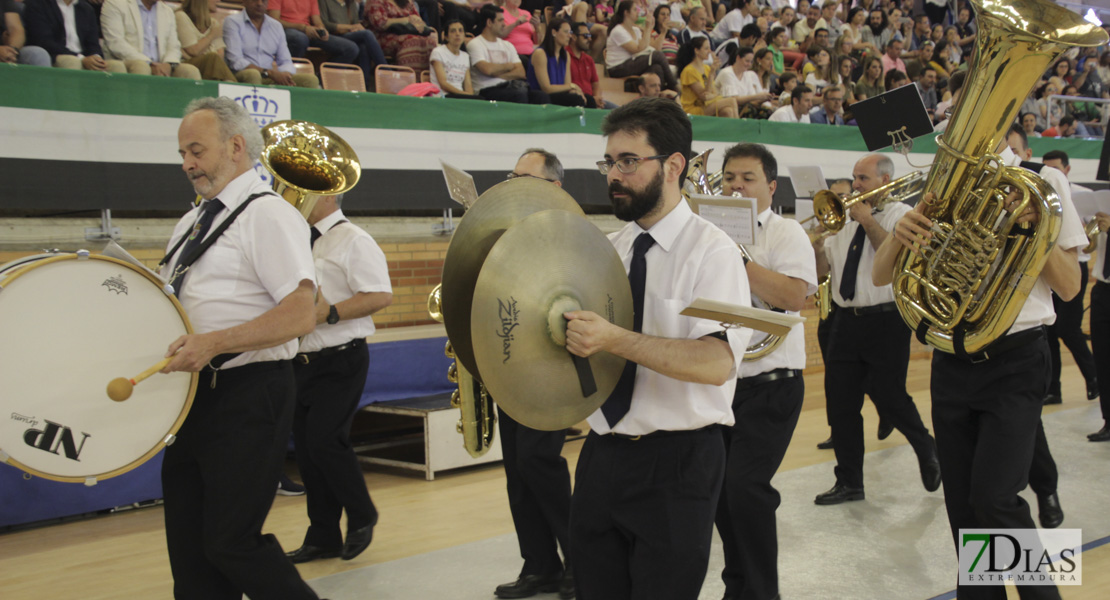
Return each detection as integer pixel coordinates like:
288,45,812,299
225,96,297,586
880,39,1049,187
0,254,197,483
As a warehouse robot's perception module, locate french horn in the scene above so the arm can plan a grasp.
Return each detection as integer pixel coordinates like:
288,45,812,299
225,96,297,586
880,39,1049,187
889,0,1107,357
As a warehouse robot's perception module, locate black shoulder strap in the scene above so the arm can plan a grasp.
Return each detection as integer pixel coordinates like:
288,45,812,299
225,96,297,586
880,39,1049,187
1020,160,1044,174
159,192,274,269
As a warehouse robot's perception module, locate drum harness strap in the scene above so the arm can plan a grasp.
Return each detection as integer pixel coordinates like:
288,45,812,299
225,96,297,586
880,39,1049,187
158,192,275,387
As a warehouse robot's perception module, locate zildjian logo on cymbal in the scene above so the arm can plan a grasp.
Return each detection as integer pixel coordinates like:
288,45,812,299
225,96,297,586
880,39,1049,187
497,297,520,364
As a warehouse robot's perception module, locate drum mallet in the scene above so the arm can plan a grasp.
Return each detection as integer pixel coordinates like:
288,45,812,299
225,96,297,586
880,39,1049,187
106,358,173,402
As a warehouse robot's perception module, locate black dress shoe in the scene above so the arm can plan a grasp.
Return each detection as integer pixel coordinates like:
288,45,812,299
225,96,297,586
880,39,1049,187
495,573,562,599
558,567,575,599
814,482,865,505
1087,380,1099,401
1088,425,1110,442
877,419,894,441
285,544,341,564
816,435,834,450
919,455,942,492
1037,492,1064,529
342,519,377,561
1043,394,1062,405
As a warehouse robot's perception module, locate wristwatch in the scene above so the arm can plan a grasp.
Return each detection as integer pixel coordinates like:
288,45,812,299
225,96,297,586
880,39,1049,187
327,305,340,325
261,69,271,79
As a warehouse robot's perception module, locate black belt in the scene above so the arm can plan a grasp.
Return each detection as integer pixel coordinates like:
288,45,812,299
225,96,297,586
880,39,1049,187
609,424,720,442
202,352,242,372
834,302,898,316
295,339,362,364
959,326,1045,364
737,368,801,390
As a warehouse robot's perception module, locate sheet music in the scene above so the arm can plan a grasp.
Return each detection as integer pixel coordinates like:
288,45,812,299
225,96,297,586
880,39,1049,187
688,194,757,246
1094,190,1110,218
794,199,814,224
788,165,827,200
440,160,479,208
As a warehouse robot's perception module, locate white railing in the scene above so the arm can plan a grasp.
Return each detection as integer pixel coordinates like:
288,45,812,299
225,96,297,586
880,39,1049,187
1047,94,1110,138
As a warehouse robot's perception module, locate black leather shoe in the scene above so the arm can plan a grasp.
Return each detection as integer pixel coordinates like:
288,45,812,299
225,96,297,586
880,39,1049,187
1088,425,1110,442
558,567,575,599
1087,380,1099,401
816,436,834,450
1037,492,1064,529
877,419,894,441
285,544,341,564
1043,394,1062,405
342,519,377,561
919,455,942,492
814,482,865,505
495,574,561,599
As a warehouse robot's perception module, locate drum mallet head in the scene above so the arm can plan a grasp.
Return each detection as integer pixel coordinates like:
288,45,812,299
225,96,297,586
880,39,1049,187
106,357,173,402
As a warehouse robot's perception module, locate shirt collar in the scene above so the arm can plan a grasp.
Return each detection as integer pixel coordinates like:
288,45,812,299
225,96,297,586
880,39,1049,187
314,208,346,232
756,207,773,227
636,198,693,253
209,169,268,212
999,145,1021,167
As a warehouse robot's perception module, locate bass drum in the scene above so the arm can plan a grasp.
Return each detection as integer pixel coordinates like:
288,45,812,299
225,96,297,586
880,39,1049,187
0,252,197,484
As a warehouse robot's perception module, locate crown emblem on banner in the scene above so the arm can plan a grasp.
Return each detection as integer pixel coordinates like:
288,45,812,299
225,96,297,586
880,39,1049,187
235,88,281,127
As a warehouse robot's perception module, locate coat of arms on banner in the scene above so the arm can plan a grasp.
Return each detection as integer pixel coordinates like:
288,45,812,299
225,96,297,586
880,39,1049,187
218,84,292,186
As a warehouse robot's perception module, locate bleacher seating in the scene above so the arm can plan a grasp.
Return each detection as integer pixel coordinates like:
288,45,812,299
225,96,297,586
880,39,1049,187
321,62,366,92
374,65,416,95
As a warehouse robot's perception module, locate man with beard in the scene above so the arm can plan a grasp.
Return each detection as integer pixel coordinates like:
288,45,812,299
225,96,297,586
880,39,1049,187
860,9,895,59
713,143,816,600
563,97,751,599
159,96,319,599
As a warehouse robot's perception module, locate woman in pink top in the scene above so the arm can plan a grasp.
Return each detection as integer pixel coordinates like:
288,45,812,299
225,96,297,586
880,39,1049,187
501,0,544,58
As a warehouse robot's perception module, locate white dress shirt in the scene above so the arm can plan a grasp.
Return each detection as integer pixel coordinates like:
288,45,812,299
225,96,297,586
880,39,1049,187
299,210,392,353
1001,147,1085,332
161,170,315,369
739,209,818,378
768,104,810,123
586,201,752,437
57,0,82,55
824,201,911,308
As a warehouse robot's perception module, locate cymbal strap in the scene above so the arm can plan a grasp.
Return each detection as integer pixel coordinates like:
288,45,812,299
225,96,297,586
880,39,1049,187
571,353,597,398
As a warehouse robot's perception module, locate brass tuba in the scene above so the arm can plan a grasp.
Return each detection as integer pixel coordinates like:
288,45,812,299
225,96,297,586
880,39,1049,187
427,284,496,458
683,149,785,361
890,0,1107,357
260,120,361,219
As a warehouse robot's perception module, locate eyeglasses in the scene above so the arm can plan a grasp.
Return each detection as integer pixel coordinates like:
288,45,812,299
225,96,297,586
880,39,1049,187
576,32,593,39
596,155,669,175
506,172,556,182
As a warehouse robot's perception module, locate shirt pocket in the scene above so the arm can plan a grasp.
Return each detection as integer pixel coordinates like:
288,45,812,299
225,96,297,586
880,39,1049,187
190,246,242,297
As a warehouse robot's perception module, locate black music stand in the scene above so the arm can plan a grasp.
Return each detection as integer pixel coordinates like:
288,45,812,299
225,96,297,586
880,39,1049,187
853,85,935,154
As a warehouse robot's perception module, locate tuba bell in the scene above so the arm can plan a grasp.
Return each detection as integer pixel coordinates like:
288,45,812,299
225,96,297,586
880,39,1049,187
260,120,361,219
683,149,786,361
890,0,1107,357
427,284,496,458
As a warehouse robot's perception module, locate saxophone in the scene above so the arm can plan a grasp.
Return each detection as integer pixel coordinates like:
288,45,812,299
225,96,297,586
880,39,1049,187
890,0,1107,357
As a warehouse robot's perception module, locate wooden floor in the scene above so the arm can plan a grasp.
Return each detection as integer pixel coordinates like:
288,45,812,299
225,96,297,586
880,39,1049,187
0,354,1106,599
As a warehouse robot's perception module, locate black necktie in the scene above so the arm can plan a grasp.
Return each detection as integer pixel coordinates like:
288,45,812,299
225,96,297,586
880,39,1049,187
1102,242,1110,280
838,224,868,301
173,198,224,298
601,233,655,427
310,226,322,248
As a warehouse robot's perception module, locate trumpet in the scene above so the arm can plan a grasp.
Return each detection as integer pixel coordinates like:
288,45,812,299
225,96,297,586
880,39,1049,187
1084,219,1103,255
799,171,926,234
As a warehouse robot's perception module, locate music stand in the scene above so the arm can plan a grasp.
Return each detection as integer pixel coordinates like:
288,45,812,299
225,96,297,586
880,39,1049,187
853,85,934,154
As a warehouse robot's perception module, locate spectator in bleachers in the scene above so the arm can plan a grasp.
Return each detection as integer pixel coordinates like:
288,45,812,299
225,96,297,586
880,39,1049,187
22,0,123,70
904,39,945,80
100,0,200,78
774,70,797,105
819,0,840,32
678,5,709,47
752,46,776,96
763,26,786,74
676,36,737,117
557,0,605,62
1043,115,1078,139
853,54,883,101
811,25,830,52
710,0,754,44
937,26,961,70
801,44,829,93
223,0,320,87
933,68,964,133
268,0,356,67
568,20,610,108
499,0,541,61
364,0,436,71
1021,112,1041,138
319,0,387,90
929,22,943,45
859,8,893,58
1036,80,1064,133
792,2,824,51
878,37,903,76
915,65,937,121
429,19,479,98
883,67,907,92
650,4,678,64
528,17,591,107
636,71,676,100
839,7,872,58
715,45,773,118
174,0,236,81
605,1,676,92
468,4,546,104
809,83,844,125
438,0,480,37
906,14,929,54
1,0,50,66
768,84,812,123
774,4,796,34
953,5,975,57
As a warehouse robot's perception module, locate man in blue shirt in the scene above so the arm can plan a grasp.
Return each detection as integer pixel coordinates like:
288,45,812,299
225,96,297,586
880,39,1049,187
223,0,319,88
809,85,846,125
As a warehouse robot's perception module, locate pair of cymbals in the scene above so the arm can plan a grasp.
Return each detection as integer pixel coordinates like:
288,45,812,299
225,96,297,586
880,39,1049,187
438,178,633,430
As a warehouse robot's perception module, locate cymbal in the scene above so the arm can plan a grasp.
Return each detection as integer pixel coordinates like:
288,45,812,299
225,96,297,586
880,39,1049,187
440,178,584,380
471,210,632,431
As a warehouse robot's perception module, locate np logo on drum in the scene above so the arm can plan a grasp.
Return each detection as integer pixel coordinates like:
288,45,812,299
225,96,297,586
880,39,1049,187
497,297,520,364
102,275,129,295
23,419,91,462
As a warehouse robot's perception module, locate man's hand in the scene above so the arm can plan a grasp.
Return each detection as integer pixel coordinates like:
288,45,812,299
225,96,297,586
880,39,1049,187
271,69,295,85
847,198,873,224
314,291,331,325
162,332,224,373
0,45,19,63
892,200,933,258
563,310,625,358
82,55,108,71
1002,189,1038,225
1094,211,1110,232
151,62,172,77
306,26,324,40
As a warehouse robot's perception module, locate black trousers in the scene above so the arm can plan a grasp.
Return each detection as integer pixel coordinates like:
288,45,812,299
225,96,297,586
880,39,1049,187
931,333,1060,600
1027,420,1058,497
162,361,318,600
497,407,572,577
292,343,377,550
1046,264,1096,396
479,83,550,105
715,376,803,600
1090,281,1110,423
825,309,934,488
570,427,725,600
818,306,884,430
607,52,678,91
